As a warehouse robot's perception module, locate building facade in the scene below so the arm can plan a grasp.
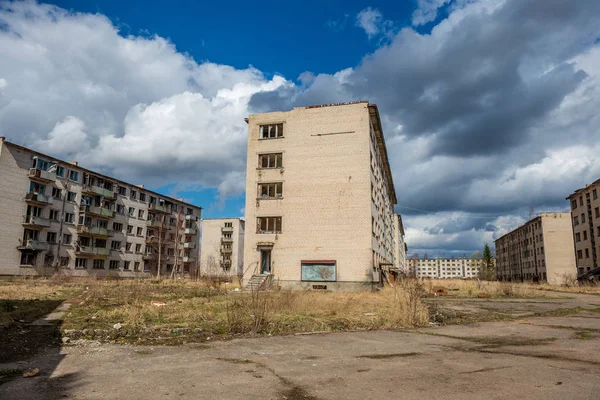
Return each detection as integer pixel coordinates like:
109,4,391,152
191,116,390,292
199,218,245,277
393,214,408,276
408,256,486,279
242,102,398,291
0,138,201,277
495,212,576,284
567,181,600,280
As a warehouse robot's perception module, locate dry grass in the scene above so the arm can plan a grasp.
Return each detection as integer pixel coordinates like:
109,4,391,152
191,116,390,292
421,279,575,298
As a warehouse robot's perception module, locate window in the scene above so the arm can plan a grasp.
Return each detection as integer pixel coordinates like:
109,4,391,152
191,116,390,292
172,204,178,212
135,262,141,271
46,232,57,243
69,170,79,181
135,244,142,253
113,222,123,231
139,193,146,202
585,248,590,258
111,241,121,250
51,187,62,199
67,191,76,202
117,205,125,215
597,226,600,237
49,210,60,221
97,220,108,229
138,209,144,219
127,225,133,234
259,123,283,139
59,257,69,267
578,250,583,259
79,236,90,246
225,222,233,228
257,216,282,234
576,233,581,242
596,207,600,218
574,216,579,225
136,227,143,236
580,197,583,206
109,260,120,269
571,200,577,209
125,242,132,251
581,213,586,223
75,258,87,269
258,182,283,199
584,230,588,241
65,213,74,224
130,190,137,200
129,207,135,217
259,153,283,169
93,259,105,269
118,186,127,196
56,166,65,178
123,261,130,270
63,234,72,245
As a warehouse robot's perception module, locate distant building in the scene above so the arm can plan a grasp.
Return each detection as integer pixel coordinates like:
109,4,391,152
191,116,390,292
566,181,600,280
0,137,201,277
408,256,487,279
393,214,408,277
199,218,245,277
242,102,399,291
495,212,576,284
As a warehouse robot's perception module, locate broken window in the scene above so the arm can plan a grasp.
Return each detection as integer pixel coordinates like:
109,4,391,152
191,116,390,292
259,124,284,139
257,217,282,234
259,153,283,169
75,258,87,269
20,252,37,266
258,182,283,199
92,259,105,269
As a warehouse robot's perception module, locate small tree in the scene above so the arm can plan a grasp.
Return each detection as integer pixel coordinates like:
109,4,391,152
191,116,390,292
478,244,496,281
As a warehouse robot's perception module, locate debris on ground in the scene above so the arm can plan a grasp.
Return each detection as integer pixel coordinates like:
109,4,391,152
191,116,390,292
151,301,167,307
429,286,448,297
478,293,490,298
22,368,39,378
364,313,377,317
113,323,122,331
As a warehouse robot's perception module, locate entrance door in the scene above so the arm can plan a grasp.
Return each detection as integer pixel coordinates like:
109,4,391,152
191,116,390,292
260,250,271,274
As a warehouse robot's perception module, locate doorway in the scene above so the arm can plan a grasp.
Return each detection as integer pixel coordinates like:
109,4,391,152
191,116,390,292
260,249,271,274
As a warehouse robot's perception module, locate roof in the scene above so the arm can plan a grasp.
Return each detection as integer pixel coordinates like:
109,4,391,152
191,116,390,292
566,179,600,200
1,139,201,210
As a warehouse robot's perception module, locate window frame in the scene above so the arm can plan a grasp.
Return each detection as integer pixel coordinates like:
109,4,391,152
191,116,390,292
259,123,284,140
256,216,282,234
258,153,283,169
258,182,283,199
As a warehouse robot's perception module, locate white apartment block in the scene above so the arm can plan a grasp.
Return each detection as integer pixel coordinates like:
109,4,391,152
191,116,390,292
242,102,399,291
199,218,245,277
0,138,201,277
393,214,408,277
408,257,486,279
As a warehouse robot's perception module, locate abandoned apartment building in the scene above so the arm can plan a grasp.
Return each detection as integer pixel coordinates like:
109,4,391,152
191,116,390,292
242,101,404,291
495,212,576,285
0,137,201,277
408,256,489,279
199,218,245,277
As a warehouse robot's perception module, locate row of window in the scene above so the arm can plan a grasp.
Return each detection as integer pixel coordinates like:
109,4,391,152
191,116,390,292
74,258,144,271
571,189,599,210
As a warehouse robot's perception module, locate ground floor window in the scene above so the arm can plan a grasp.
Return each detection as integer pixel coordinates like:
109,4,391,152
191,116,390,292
92,259,105,269
75,258,88,269
301,261,337,282
20,252,37,266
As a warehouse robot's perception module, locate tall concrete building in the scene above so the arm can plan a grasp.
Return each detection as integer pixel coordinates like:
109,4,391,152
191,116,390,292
408,256,485,279
0,138,201,277
392,214,408,277
495,212,576,284
199,218,245,277
567,181,600,280
242,102,398,291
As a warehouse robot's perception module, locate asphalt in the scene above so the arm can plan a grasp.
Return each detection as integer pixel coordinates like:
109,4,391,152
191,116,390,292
1,292,600,400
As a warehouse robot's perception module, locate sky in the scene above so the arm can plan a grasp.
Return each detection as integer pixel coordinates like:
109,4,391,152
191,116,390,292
1,0,600,257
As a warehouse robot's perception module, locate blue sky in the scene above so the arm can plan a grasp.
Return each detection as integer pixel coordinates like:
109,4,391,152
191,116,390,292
2,0,600,256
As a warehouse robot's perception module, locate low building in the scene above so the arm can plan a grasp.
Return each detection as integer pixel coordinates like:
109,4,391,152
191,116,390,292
408,256,486,279
566,181,600,280
199,218,245,277
0,137,201,277
242,101,399,291
495,212,576,284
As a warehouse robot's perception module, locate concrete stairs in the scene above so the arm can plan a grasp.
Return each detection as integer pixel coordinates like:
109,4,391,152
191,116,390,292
243,274,270,292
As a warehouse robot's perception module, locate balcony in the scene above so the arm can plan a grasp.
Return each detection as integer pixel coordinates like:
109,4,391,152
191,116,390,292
74,246,110,257
149,203,170,213
143,253,157,261
182,256,195,263
183,242,196,249
81,205,115,219
146,219,165,228
76,225,111,237
28,168,56,183
221,237,233,243
18,239,49,251
221,226,234,233
184,228,197,235
221,247,233,254
22,215,51,229
82,184,115,200
24,192,53,206
185,214,198,221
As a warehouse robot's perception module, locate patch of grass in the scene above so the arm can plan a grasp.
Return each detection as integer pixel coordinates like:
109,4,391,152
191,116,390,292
0,368,23,385
574,331,594,340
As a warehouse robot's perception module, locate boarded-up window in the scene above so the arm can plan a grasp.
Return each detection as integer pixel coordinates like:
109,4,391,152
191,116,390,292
257,217,282,234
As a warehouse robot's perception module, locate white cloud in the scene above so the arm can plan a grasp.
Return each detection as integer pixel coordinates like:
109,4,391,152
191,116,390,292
412,0,452,26
34,116,90,158
356,7,383,39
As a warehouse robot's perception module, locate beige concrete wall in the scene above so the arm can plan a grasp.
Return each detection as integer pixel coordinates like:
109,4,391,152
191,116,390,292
243,103,389,289
542,213,577,284
568,183,600,275
200,218,244,276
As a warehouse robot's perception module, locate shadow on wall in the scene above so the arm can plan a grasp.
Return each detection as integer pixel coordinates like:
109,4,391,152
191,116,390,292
0,299,81,399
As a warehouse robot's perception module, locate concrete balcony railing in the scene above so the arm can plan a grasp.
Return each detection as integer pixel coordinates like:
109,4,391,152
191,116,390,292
221,237,233,243
24,192,53,205
221,247,233,254
74,246,110,257
183,242,196,249
82,184,115,199
149,203,170,213
221,226,234,233
76,225,111,237
146,219,165,228
184,228,197,235
81,205,115,219
22,215,51,228
18,239,49,251
28,168,57,182
182,256,195,263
